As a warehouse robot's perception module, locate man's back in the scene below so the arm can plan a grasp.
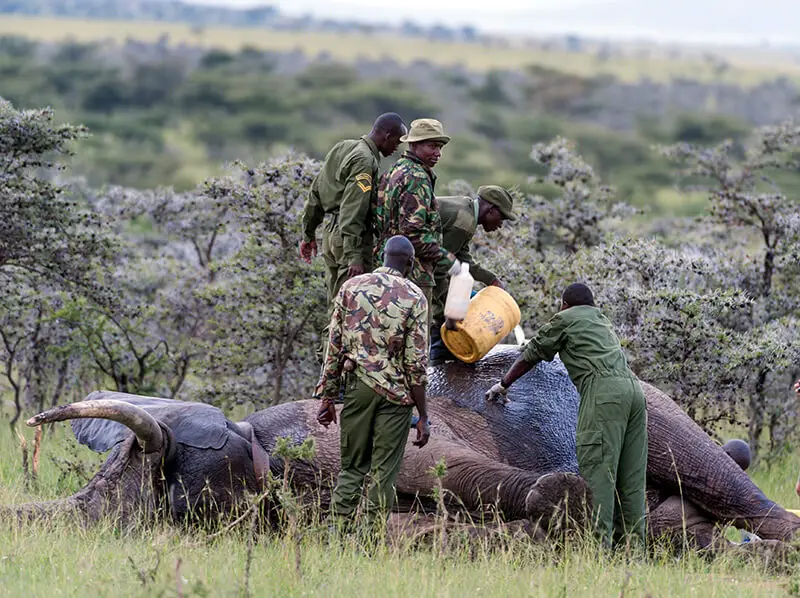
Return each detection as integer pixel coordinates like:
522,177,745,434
328,266,428,404
437,196,477,255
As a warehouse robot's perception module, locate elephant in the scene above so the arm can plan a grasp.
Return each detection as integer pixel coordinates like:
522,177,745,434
3,345,799,549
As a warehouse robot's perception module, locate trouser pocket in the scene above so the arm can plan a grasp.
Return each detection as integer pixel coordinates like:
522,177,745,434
576,429,603,467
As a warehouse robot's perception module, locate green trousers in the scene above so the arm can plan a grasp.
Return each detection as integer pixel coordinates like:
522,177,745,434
321,217,374,311
332,374,413,521
575,375,648,548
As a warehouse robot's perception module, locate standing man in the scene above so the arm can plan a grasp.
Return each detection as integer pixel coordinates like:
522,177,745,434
300,113,407,311
373,118,460,331
315,235,431,524
430,185,517,362
485,283,647,549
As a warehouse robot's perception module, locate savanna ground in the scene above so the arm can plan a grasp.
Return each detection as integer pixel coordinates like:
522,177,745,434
2,14,800,86
2,411,800,597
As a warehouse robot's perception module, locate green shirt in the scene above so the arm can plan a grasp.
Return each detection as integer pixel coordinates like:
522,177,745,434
301,135,381,266
437,195,498,286
522,305,633,396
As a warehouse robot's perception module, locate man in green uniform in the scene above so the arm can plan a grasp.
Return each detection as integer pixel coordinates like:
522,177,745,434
430,185,517,363
485,283,647,549
300,113,408,311
315,235,431,524
373,118,460,331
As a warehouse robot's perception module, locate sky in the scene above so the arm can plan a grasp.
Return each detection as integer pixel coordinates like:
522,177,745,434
185,0,800,47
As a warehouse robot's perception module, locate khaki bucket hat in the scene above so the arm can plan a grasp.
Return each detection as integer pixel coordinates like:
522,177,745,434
477,185,517,221
400,118,451,145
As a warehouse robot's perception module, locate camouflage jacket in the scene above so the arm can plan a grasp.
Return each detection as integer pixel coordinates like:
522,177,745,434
301,136,381,266
373,152,456,288
313,266,428,405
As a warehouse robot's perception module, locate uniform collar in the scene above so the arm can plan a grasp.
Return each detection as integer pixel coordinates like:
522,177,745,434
375,266,404,277
402,151,436,186
360,135,381,162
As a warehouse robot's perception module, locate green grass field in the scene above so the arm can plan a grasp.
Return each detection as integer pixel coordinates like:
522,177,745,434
2,416,800,597
1,15,799,85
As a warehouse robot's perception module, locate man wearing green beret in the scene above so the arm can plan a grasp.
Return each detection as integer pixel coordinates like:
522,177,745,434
430,185,517,363
373,118,460,333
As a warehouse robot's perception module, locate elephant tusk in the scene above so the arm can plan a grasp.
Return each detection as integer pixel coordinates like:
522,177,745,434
27,399,164,454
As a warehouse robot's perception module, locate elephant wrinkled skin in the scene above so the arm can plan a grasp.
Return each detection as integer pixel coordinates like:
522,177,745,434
3,345,799,548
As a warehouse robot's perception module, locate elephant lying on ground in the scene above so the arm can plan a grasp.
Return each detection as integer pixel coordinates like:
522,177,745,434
3,346,799,548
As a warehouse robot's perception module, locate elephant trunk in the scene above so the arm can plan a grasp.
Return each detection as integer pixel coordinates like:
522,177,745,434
1,435,165,526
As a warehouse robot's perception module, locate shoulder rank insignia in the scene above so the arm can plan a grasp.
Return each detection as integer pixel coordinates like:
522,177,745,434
355,173,372,193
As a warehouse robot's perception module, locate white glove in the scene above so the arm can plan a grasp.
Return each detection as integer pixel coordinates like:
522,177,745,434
448,259,462,277
485,381,509,403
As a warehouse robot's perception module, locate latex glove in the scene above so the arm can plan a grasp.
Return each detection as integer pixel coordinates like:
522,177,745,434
485,381,509,403
317,398,337,428
299,240,318,264
448,259,462,277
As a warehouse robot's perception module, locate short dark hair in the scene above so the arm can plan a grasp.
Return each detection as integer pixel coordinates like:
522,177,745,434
562,283,595,307
373,112,405,136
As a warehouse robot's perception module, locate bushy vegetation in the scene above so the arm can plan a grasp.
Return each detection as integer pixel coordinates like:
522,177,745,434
0,34,779,215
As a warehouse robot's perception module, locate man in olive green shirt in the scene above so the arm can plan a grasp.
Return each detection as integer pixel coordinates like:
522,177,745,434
430,185,517,363
300,113,408,311
486,283,647,549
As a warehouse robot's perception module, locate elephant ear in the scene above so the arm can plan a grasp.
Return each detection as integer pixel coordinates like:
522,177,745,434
70,391,232,453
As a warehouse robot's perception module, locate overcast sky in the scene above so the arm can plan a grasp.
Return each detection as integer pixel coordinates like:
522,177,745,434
186,0,800,46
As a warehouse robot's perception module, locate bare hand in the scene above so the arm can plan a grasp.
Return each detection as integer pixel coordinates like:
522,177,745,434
445,318,459,331
346,262,365,279
317,398,337,428
794,379,800,395
300,240,318,264
413,418,430,448
490,279,505,289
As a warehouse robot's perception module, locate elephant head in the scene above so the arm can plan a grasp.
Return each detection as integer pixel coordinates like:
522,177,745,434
2,391,273,525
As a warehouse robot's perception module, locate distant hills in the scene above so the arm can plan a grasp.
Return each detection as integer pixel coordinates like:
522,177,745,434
0,0,482,41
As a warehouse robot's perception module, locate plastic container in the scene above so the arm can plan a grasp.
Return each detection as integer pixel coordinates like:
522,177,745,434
444,262,473,322
441,286,522,363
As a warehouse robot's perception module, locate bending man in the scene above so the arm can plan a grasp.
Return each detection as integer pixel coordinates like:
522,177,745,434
485,283,647,548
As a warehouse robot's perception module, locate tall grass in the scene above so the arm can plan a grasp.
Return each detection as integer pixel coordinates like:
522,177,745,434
1,420,799,597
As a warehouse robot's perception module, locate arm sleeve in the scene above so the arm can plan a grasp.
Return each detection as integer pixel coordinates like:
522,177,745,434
403,294,429,387
455,244,497,285
337,155,375,266
301,177,325,244
312,296,345,401
398,177,456,268
522,314,568,364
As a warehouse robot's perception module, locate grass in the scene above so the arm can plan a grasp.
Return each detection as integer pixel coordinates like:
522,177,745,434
1,15,799,85
3,417,800,596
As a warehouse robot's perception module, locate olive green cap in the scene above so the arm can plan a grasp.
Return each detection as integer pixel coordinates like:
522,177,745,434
477,185,516,221
400,118,451,145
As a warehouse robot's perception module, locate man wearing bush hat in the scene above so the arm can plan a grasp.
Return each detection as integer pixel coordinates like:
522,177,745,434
373,118,460,332
429,184,517,363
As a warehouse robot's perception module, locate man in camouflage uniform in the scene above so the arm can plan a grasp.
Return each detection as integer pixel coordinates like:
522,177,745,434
373,118,460,331
486,283,647,549
300,113,407,311
315,235,431,523
430,185,517,363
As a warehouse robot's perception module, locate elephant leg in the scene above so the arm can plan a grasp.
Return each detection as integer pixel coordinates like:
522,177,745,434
396,437,591,527
648,495,722,550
